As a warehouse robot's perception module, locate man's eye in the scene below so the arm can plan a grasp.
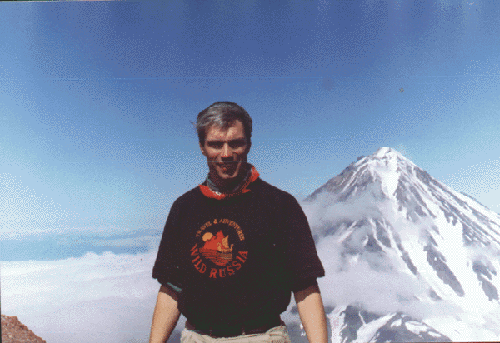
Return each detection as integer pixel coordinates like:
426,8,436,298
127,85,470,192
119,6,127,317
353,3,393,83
208,142,223,148
229,142,245,148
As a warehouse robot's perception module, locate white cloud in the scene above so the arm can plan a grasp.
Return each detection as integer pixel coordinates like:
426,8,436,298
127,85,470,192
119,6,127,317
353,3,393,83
301,185,385,237
1,250,181,343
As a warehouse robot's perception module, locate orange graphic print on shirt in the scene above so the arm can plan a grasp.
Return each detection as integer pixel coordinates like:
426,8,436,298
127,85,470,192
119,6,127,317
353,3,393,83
199,230,234,266
190,218,248,278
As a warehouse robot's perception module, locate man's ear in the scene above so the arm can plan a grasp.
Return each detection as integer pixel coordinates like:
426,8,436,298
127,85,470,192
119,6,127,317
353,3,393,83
200,143,207,157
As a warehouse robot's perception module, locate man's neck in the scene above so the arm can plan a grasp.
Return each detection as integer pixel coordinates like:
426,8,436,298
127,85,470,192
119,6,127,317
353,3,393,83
207,163,251,194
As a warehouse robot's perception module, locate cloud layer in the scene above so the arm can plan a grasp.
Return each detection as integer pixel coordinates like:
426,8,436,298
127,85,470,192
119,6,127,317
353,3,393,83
2,251,170,343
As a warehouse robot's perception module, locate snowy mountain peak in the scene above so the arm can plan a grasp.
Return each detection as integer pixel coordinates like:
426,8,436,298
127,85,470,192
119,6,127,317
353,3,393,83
308,147,417,202
363,146,415,171
374,146,401,158
302,147,500,342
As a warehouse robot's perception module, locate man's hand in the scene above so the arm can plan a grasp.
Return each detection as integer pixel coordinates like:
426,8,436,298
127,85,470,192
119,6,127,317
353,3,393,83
149,285,181,343
294,284,328,343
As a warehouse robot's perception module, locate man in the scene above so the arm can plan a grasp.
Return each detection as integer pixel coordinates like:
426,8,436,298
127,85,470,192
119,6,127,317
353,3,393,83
150,102,328,343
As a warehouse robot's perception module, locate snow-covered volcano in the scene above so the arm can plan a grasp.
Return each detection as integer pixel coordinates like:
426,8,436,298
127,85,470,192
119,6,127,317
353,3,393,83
301,147,500,342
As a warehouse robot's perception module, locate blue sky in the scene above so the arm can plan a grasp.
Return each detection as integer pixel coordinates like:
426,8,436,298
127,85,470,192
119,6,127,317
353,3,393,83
2,0,500,261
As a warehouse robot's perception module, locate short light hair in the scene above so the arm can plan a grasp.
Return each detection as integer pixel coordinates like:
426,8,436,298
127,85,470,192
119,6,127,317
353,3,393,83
196,102,252,146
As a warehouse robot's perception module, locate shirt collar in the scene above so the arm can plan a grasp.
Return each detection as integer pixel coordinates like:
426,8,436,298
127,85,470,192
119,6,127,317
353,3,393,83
199,164,260,200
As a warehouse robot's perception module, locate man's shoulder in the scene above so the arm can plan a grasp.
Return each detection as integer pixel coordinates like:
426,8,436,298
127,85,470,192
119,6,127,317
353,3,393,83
172,185,203,208
254,178,299,205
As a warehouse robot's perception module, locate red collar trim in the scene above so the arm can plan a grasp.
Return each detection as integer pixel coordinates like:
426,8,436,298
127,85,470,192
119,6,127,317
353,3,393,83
199,166,260,200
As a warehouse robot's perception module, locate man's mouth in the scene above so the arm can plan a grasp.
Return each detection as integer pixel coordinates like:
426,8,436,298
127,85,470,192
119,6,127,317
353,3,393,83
219,163,237,173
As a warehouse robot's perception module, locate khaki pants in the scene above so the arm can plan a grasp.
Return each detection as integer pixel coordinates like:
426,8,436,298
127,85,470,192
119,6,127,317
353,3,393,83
180,324,292,343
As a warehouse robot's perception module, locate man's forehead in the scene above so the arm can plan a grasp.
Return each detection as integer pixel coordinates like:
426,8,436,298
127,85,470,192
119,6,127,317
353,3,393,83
206,121,246,141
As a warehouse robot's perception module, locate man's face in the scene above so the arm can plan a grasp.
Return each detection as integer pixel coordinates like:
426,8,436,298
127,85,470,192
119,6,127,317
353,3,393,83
200,120,250,185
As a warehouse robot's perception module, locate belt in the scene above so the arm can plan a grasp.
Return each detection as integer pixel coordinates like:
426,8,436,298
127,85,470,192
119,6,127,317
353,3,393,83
185,316,283,338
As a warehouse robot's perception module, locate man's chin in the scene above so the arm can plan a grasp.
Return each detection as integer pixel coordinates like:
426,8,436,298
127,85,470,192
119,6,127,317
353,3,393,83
216,165,241,179
218,170,238,179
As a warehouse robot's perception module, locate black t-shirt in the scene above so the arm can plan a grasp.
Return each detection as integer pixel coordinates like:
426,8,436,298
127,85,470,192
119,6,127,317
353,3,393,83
152,177,324,327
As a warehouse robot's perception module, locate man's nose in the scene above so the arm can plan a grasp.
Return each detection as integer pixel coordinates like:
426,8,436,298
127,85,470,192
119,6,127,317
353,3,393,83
221,143,232,158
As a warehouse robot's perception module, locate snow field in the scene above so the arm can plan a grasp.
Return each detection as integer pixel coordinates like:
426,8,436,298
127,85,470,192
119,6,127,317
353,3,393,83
351,313,395,343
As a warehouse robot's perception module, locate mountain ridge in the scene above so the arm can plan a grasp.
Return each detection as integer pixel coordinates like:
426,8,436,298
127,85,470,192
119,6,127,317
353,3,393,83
301,147,500,342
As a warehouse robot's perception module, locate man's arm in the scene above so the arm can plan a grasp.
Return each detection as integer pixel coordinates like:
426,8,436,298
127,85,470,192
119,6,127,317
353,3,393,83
294,284,328,343
149,285,181,343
